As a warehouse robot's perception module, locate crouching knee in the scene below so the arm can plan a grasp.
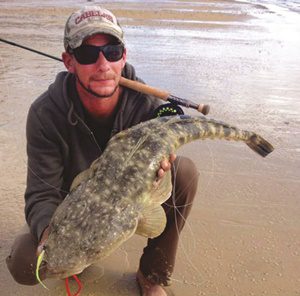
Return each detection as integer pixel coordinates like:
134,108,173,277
172,156,199,200
6,233,39,285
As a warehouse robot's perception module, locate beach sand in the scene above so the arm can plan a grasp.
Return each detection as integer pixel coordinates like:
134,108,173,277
0,0,299,295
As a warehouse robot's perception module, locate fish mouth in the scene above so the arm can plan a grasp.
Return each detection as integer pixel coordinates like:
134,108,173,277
46,269,72,279
40,254,85,279
46,267,85,279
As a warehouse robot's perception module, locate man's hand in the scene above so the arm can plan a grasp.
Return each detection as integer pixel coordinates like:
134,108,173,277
36,226,50,257
154,153,176,187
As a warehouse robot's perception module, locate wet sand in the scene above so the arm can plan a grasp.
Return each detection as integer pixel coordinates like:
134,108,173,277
0,0,300,295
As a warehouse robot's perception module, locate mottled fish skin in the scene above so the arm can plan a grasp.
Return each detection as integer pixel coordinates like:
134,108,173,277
42,115,274,279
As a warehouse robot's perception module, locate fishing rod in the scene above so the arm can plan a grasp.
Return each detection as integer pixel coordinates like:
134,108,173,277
0,37,210,115
0,38,63,62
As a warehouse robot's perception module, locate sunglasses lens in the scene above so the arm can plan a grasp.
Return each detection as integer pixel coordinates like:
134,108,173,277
73,45,99,65
102,45,124,62
73,44,124,65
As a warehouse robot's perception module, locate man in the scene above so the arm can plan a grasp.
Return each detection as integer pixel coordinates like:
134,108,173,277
6,6,199,296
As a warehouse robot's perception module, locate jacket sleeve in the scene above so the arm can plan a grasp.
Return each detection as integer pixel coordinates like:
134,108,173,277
25,104,66,241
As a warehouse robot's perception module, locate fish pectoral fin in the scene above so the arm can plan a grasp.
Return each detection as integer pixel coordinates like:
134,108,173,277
135,204,167,239
135,170,171,238
150,170,172,204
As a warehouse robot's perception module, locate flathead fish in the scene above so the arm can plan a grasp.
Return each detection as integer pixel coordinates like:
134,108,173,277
38,115,273,280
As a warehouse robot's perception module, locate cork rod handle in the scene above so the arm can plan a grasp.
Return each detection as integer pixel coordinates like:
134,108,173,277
119,77,170,100
119,77,210,115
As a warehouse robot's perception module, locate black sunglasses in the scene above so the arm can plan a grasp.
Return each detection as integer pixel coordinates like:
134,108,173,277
70,43,124,65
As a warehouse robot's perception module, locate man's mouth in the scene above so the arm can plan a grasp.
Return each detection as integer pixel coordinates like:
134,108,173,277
91,74,115,81
90,77,115,86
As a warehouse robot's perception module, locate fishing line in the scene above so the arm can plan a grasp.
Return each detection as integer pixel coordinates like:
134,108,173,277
0,54,10,103
170,160,203,274
165,158,209,290
27,165,70,194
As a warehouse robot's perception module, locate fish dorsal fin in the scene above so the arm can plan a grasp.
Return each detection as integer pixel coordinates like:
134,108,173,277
70,158,99,191
135,170,172,238
135,204,167,238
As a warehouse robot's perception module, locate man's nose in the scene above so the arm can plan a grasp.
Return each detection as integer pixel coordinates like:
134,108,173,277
95,52,110,71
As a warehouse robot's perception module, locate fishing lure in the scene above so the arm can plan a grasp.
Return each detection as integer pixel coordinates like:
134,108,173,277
36,250,49,290
36,250,83,296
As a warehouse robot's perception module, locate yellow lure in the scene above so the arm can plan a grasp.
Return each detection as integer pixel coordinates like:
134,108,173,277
36,250,49,290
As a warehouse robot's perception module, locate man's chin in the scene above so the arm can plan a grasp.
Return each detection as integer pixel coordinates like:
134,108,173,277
88,86,118,99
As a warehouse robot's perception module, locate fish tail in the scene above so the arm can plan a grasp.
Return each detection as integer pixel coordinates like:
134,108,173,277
203,120,274,157
203,120,274,158
36,250,49,290
246,134,274,157
164,116,274,158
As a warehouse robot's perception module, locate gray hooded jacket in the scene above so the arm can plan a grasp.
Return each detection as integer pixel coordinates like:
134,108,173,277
25,63,161,241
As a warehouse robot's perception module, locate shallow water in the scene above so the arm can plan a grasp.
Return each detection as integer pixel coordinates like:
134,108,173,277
0,0,299,295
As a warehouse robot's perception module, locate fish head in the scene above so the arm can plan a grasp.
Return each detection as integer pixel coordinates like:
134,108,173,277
40,236,89,279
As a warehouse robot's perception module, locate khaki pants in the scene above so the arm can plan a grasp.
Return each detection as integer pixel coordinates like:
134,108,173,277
6,156,199,286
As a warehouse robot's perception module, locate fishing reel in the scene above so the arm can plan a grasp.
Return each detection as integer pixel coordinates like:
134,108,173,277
153,103,184,118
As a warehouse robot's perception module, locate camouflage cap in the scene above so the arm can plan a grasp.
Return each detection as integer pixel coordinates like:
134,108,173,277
64,6,124,50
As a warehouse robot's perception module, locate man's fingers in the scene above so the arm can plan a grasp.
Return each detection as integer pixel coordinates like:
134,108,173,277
155,154,177,185
157,168,165,179
169,153,176,163
157,154,177,178
160,159,171,171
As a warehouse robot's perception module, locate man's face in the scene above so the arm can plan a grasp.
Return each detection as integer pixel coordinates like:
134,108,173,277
67,34,126,98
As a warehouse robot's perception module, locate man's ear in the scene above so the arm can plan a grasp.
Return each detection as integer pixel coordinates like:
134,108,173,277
62,52,75,73
121,48,127,68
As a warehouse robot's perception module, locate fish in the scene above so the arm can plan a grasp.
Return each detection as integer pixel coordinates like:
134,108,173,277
37,115,274,280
